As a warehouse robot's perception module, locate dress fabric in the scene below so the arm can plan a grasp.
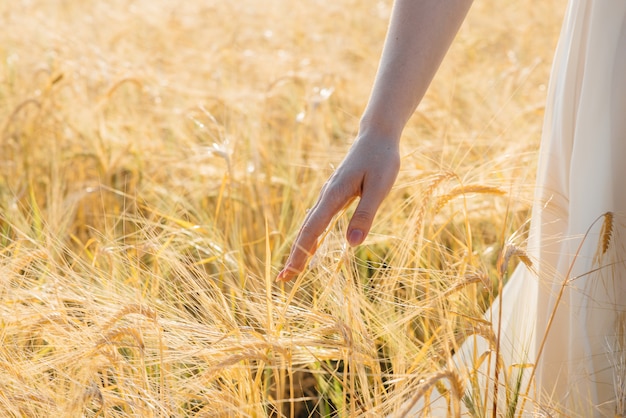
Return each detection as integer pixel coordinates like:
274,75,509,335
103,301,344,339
528,0,626,415
402,0,626,416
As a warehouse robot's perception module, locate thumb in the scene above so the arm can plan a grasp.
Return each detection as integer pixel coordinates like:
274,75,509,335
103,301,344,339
346,189,385,247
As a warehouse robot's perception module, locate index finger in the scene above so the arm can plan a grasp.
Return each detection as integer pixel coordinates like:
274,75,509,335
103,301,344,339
277,184,354,281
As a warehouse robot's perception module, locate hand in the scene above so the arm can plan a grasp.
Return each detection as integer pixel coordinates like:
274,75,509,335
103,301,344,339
277,134,400,281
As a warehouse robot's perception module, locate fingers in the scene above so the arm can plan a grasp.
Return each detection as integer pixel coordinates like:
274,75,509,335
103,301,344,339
277,183,353,282
346,177,390,246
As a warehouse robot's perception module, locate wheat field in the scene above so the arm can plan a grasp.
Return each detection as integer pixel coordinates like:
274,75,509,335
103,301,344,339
1,0,564,416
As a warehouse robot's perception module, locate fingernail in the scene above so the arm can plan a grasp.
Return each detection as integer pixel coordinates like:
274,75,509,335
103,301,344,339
276,269,287,282
276,266,292,282
348,229,363,246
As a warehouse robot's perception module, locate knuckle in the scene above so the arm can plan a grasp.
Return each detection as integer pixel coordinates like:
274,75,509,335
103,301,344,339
350,210,373,225
323,178,354,203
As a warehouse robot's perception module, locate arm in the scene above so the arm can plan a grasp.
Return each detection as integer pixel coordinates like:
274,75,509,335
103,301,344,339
277,0,473,281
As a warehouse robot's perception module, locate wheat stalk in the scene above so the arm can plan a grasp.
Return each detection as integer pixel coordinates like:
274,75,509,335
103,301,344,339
398,369,465,417
435,185,506,214
600,211,614,255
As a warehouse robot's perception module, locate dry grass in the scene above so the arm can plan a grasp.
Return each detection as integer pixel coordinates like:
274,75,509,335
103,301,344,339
0,0,564,416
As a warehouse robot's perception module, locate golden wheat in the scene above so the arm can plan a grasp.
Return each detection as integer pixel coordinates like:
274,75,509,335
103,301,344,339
0,0,565,416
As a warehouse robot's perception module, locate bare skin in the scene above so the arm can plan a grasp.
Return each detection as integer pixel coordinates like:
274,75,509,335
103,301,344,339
277,0,473,281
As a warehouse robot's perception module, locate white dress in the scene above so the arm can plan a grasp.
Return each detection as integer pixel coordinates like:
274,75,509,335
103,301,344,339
403,1,626,416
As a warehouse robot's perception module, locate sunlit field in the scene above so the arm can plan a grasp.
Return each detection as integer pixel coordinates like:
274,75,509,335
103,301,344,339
1,0,564,416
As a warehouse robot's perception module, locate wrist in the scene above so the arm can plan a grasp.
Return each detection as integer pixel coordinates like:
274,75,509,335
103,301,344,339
358,113,404,146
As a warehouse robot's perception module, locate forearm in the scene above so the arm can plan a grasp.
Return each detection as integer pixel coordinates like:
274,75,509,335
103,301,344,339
360,0,473,141
277,0,473,281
